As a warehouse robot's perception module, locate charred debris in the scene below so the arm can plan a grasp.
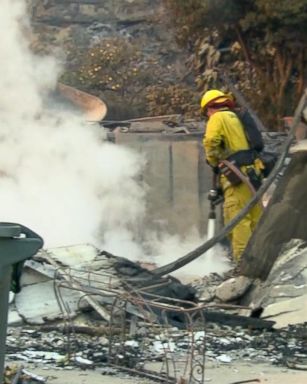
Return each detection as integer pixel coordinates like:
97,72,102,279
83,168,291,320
5,94,307,383
6,240,307,383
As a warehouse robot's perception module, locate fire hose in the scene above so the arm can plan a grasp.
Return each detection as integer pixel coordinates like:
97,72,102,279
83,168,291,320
221,159,265,210
153,89,307,277
206,155,266,260
206,159,264,253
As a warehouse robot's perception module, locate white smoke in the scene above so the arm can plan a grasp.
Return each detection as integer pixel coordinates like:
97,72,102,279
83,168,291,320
0,0,230,278
0,0,145,248
144,229,230,279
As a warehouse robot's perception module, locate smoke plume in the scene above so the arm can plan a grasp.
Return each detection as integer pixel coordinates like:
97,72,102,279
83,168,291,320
0,0,145,249
0,0,230,277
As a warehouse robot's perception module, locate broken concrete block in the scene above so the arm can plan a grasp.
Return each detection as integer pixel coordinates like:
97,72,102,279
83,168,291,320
270,284,307,300
261,294,307,328
245,239,307,327
20,267,52,287
216,276,252,302
15,281,84,324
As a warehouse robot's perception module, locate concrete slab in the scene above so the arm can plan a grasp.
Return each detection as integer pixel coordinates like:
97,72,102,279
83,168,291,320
15,280,84,324
262,294,307,328
7,308,23,326
244,240,307,327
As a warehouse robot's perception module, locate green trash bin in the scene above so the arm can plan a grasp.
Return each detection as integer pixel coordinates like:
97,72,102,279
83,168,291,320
0,223,43,382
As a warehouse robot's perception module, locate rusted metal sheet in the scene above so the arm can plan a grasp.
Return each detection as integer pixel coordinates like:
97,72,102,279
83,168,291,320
57,83,107,121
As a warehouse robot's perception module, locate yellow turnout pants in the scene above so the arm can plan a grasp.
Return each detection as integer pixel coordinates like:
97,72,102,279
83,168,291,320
223,182,262,263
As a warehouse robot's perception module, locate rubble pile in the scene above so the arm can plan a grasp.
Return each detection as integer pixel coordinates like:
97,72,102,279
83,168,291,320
6,237,307,381
192,273,252,304
243,239,307,328
6,327,107,368
4,364,46,384
191,238,307,331
5,321,307,371
9,244,196,326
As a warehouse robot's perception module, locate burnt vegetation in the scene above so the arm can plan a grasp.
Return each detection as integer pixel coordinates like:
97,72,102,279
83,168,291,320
165,0,307,129
31,0,307,126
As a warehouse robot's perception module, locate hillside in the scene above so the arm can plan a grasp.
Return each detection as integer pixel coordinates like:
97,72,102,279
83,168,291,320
29,0,195,119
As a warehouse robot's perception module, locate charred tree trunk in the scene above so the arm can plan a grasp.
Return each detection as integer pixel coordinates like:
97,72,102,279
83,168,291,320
240,151,307,279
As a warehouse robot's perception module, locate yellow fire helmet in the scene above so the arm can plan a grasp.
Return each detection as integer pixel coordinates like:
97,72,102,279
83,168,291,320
200,89,227,110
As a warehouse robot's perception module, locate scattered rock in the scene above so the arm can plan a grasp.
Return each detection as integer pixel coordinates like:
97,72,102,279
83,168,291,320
215,276,252,302
216,354,232,363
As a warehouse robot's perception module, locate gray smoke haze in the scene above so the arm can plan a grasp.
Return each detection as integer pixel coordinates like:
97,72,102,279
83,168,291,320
0,0,230,277
0,0,145,249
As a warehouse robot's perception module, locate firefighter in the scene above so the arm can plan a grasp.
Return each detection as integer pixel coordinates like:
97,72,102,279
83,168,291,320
201,89,263,262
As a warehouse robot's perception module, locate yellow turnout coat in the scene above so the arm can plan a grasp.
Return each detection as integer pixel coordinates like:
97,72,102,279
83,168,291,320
203,109,263,262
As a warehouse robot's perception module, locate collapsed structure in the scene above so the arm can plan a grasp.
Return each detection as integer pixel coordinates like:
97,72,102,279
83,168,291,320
5,95,307,383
